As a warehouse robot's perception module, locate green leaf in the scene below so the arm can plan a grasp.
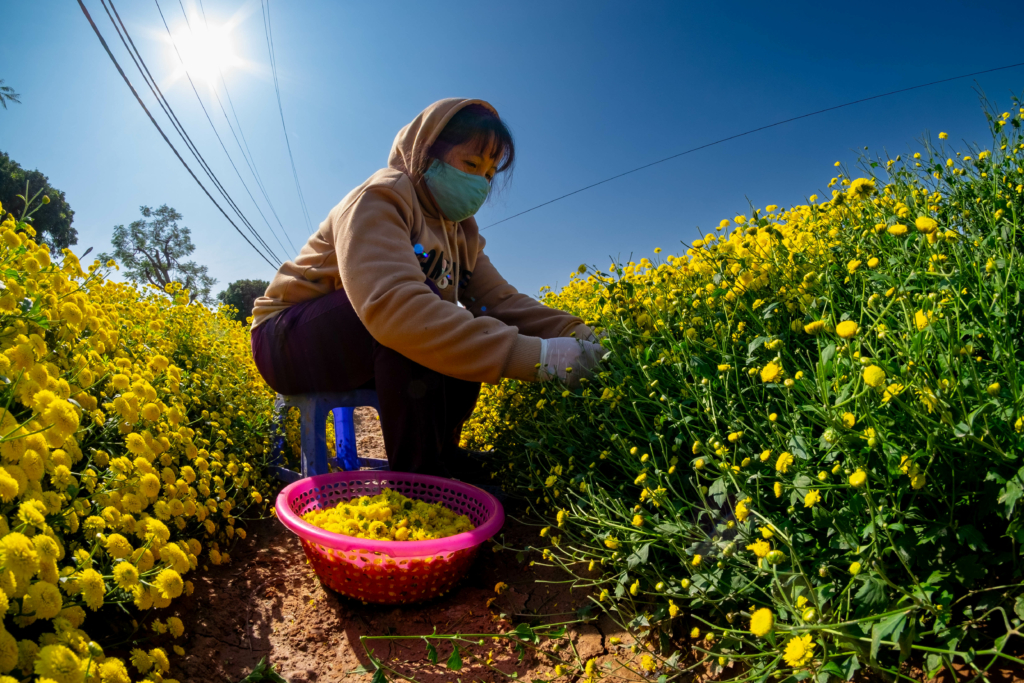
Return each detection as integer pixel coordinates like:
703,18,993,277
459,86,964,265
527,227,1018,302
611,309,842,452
514,623,539,644
955,524,988,551
819,661,844,678
870,612,907,659
954,554,986,583
793,474,814,496
239,657,288,683
1014,596,1024,621
545,626,567,638
820,343,836,368
925,652,943,678
898,619,916,663
446,645,463,671
708,477,728,506
371,668,389,683
854,577,889,609
788,434,809,459
627,543,651,569
843,653,860,681
425,642,438,665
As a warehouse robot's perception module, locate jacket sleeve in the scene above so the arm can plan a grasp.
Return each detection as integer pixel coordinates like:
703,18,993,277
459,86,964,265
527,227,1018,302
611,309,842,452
335,181,538,385
461,244,594,341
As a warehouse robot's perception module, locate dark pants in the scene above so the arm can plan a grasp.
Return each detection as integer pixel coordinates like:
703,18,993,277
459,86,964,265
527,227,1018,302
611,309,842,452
251,288,481,475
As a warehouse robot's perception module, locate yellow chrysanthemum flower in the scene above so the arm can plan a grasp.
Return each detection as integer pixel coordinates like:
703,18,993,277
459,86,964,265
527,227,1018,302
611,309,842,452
750,608,774,637
835,320,858,339
849,469,867,487
783,634,816,667
760,362,782,383
862,365,886,388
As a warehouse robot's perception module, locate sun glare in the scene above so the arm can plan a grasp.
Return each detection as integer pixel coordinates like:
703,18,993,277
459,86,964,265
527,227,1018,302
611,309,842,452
170,22,241,86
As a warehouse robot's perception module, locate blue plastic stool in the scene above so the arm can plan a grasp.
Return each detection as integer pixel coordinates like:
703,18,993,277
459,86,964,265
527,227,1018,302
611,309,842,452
269,391,389,483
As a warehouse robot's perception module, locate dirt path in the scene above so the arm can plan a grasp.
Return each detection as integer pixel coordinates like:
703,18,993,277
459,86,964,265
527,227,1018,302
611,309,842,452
170,408,648,683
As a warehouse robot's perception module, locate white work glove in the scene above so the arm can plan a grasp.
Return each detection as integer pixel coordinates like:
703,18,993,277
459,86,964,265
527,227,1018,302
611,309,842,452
537,337,606,389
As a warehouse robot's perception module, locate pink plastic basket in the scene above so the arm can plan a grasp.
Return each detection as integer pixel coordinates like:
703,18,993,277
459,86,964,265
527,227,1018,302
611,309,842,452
275,471,505,604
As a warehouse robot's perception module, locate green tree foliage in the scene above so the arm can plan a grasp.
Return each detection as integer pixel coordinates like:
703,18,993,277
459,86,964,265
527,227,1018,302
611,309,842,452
0,151,77,252
217,278,269,323
100,205,217,305
0,80,20,109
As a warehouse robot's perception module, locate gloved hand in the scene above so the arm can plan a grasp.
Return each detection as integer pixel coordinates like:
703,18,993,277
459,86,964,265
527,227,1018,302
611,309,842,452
537,337,606,389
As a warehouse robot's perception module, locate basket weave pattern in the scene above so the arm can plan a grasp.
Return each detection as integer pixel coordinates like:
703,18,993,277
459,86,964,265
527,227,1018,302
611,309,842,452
276,472,504,604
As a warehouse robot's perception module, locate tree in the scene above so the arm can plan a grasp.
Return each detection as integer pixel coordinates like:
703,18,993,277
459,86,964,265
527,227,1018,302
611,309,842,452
0,80,19,110
100,205,217,304
0,151,77,252
217,279,269,323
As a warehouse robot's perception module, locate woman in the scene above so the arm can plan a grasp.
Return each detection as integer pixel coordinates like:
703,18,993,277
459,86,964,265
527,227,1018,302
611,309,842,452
251,98,604,477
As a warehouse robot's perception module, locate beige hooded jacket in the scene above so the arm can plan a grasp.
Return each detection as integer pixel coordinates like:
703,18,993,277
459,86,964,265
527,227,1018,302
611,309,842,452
252,98,591,384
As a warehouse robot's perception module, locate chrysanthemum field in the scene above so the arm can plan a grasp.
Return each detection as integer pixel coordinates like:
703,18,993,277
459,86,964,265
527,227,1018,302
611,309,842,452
0,199,277,682
6,96,1024,683
462,97,1024,681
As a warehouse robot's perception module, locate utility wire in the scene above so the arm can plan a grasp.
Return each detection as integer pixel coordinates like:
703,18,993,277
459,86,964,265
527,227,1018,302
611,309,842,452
195,0,299,253
100,0,283,264
481,60,1024,230
154,0,295,257
77,0,277,269
106,0,281,263
261,0,315,235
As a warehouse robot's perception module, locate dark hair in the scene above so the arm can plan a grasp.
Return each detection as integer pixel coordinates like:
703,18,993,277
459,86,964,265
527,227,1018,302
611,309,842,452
426,104,515,189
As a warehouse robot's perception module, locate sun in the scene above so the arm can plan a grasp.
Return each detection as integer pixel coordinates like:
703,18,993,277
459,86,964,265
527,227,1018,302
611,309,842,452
169,21,241,86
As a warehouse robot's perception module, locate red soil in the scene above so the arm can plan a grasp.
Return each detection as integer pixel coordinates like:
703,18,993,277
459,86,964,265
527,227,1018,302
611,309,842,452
170,408,648,683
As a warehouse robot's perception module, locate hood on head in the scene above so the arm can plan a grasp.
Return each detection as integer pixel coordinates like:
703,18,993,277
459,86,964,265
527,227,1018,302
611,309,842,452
388,98,499,182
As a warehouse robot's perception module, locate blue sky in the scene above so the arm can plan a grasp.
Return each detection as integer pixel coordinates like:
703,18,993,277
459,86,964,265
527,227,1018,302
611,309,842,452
3,1,1024,297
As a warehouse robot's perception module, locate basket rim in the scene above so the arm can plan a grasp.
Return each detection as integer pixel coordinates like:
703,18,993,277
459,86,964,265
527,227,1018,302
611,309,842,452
274,471,505,558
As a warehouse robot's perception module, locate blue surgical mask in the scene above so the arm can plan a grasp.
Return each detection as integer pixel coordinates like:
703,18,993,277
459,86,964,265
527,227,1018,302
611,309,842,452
423,159,490,222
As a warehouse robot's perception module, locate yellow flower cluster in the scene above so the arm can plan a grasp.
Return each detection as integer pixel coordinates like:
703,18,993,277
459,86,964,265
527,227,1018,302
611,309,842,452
461,99,1024,679
302,488,474,541
0,203,276,679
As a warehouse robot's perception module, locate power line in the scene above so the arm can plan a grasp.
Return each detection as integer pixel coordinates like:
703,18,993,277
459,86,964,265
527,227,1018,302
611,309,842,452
481,60,1024,230
105,0,282,264
154,0,296,257
99,0,284,264
261,0,315,235
195,0,300,253
76,0,277,269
